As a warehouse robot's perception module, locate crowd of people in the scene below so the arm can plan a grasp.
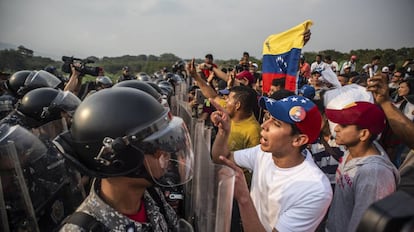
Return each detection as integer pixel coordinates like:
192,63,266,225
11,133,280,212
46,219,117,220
1,39,414,231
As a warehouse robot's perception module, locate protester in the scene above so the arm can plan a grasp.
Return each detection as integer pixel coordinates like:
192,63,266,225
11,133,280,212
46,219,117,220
325,55,339,74
367,74,414,196
310,54,327,73
389,69,404,101
268,78,285,96
325,101,399,232
340,55,357,74
337,73,350,86
395,79,414,121
239,51,251,69
210,95,332,232
309,70,326,100
298,84,316,100
200,54,218,80
362,55,381,76
299,54,311,80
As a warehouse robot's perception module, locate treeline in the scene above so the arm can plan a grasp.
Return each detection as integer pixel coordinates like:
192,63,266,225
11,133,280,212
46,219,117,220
1,45,413,80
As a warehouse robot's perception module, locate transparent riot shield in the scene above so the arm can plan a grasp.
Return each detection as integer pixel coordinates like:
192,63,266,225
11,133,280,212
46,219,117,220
176,81,189,103
177,218,194,232
179,100,195,135
188,120,235,232
0,124,85,231
31,118,68,143
0,141,40,232
170,95,179,116
170,82,189,117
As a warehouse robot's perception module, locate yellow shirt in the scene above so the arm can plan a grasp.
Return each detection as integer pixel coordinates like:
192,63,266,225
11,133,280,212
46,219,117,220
228,114,261,151
228,114,261,187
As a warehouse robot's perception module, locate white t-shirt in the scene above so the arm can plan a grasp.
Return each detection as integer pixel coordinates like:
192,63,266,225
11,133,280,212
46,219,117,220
327,61,339,73
234,145,333,232
310,61,328,73
394,100,414,121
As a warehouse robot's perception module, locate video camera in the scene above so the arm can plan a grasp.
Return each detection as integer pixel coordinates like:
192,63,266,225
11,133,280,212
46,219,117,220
61,56,100,76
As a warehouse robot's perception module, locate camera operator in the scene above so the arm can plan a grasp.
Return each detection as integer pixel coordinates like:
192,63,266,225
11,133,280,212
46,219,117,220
61,56,101,98
64,63,83,96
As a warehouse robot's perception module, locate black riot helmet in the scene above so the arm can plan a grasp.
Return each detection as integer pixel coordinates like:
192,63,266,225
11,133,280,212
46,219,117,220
114,80,162,103
5,70,34,97
6,70,62,97
16,87,81,127
147,81,164,95
0,124,84,231
53,88,194,187
136,72,151,82
95,76,113,89
169,74,184,86
158,80,174,96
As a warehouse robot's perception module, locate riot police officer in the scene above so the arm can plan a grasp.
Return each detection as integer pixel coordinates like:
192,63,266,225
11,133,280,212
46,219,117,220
1,87,80,131
54,88,194,231
0,124,85,232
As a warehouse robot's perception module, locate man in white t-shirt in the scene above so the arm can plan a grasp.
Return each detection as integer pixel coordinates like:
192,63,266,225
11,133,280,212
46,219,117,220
210,95,333,232
310,54,328,73
325,55,339,74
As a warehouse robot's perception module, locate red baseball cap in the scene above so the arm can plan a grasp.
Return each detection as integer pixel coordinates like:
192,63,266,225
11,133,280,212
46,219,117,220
325,102,386,135
235,70,255,85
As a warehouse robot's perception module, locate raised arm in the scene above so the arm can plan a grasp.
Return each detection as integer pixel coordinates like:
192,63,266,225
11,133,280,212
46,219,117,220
209,98,234,164
367,74,414,149
187,59,219,100
219,156,270,232
64,64,82,96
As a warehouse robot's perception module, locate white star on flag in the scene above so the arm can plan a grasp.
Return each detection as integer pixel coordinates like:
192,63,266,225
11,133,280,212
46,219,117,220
282,98,288,102
291,97,298,102
266,98,276,104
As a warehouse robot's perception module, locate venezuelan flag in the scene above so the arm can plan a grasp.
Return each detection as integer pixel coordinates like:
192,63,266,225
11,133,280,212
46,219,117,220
262,20,313,93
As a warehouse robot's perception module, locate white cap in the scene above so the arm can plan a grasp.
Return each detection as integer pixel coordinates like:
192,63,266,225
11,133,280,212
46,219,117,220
382,66,389,73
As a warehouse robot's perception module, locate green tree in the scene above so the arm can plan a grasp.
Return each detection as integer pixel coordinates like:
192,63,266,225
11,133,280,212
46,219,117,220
0,49,26,71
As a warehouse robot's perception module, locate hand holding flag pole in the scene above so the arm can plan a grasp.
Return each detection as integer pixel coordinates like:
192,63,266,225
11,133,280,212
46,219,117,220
262,20,313,94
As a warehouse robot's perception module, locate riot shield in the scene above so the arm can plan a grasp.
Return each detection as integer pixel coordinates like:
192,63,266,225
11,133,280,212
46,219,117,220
188,120,235,232
0,124,85,231
0,141,40,232
31,118,68,143
170,81,188,117
177,218,194,232
170,95,179,116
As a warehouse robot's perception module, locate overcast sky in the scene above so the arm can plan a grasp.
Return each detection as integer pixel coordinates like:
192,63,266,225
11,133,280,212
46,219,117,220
1,0,413,60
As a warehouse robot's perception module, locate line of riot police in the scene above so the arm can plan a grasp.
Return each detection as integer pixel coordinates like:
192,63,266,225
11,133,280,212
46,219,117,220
0,60,235,232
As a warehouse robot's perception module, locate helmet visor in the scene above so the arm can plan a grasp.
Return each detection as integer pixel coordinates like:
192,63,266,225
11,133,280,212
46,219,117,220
130,116,194,187
31,118,68,142
41,90,81,119
19,70,61,95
